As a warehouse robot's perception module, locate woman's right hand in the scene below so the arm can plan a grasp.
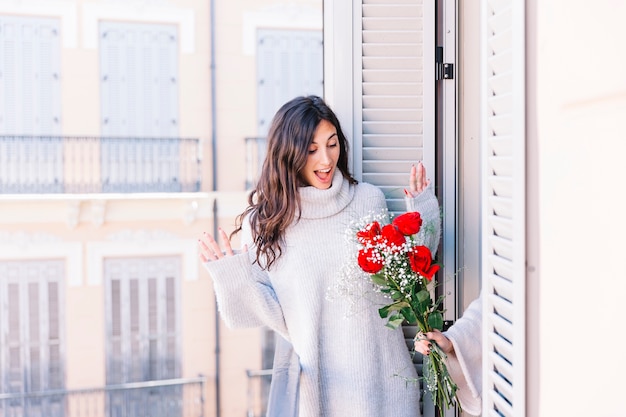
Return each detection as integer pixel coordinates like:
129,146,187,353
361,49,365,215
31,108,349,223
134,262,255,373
198,227,247,262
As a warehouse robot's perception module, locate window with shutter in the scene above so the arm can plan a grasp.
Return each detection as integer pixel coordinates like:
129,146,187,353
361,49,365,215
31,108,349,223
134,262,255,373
0,15,62,136
256,29,324,137
0,16,63,192
0,260,65,417
99,22,180,192
104,256,182,416
100,21,179,138
480,1,526,416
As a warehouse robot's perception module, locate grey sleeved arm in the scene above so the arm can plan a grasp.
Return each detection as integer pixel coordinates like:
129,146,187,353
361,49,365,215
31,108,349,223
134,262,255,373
202,220,289,340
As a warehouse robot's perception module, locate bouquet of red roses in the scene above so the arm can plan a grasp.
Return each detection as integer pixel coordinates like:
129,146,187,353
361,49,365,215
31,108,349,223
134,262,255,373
355,211,460,416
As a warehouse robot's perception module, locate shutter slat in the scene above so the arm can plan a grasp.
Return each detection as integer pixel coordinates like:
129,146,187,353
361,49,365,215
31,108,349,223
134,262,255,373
363,148,421,160
363,134,423,147
363,44,422,56
364,108,422,120
488,93,513,117
489,331,513,363
362,31,422,43
363,70,422,83
362,18,423,31
488,136,513,155
363,83,423,95
487,5,513,34
489,254,514,281
487,71,513,96
488,156,513,177
487,177,513,198
488,349,513,383
491,273,514,302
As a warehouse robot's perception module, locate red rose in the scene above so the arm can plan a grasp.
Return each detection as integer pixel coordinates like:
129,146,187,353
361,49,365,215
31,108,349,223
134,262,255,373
380,224,406,249
408,245,439,281
392,212,422,236
357,221,382,245
357,248,383,274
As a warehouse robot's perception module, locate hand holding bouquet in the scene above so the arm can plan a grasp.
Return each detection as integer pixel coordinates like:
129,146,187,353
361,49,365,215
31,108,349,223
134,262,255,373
355,211,460,416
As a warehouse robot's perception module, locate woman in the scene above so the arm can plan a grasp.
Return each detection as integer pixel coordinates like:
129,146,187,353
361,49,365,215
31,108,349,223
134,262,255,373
199,95,441,417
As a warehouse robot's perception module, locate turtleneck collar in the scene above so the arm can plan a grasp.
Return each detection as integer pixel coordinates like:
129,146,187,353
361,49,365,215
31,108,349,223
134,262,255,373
298,169,355,219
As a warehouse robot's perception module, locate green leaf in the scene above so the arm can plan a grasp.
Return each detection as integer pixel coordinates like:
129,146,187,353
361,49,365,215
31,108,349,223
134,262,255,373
428,311,444,330
401,307,417,325
371,273,387,286
416,290,431,311
386,315,405,329
379,301,411,319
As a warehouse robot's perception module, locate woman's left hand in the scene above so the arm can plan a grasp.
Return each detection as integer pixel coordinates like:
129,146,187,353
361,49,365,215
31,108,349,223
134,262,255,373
405,161,431,198
414,330,454,356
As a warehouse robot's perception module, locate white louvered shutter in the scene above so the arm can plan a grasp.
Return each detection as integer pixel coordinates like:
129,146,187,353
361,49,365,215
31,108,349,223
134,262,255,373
104,256,181,383
0,260,65,416
357,0,435,213
100,22,179,138
480,0,526,416
257,29,324,136
104,256,182,414
0,15,61,135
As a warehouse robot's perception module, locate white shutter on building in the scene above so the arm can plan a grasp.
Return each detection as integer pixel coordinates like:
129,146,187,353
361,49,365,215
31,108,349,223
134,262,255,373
0,260,65,416
104,256,181,383
480,1,526,416
0,15,61,135
257,29,324,136
358,0,435,214
100,22,179,138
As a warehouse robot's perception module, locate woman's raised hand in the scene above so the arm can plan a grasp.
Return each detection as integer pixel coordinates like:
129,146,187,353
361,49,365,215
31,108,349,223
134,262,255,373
198,228,247,262
405,161,431,198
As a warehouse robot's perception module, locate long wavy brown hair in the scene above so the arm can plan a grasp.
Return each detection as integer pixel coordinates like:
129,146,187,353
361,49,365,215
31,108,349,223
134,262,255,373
232,95,357,270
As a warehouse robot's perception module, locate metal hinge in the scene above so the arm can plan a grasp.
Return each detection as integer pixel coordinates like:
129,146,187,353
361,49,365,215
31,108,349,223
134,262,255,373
436,46,454,80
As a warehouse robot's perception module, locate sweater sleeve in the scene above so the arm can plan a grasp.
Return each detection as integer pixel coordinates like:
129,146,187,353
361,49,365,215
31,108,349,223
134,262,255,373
442,295,483,416
202,219,289,339
404,183,441,256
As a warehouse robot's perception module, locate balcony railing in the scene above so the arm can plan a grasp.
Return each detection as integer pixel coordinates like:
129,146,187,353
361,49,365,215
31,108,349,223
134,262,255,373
245,369,271,417
0,376,206,417
0,136,201,194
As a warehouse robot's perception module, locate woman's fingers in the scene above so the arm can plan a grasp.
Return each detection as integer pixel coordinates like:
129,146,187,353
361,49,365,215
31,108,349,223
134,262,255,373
406,161,430,197
218,228,234,256
198,232,221,261
409,164,418,193
414,339,432,355
198,228,246,262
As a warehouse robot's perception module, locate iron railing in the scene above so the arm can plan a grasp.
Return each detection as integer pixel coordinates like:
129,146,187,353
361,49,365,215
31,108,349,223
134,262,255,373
0,376,206,417
245,369,271,417
0,136,201,194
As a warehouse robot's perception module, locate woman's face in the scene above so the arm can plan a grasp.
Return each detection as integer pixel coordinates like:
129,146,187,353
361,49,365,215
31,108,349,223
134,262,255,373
301,119,341,189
